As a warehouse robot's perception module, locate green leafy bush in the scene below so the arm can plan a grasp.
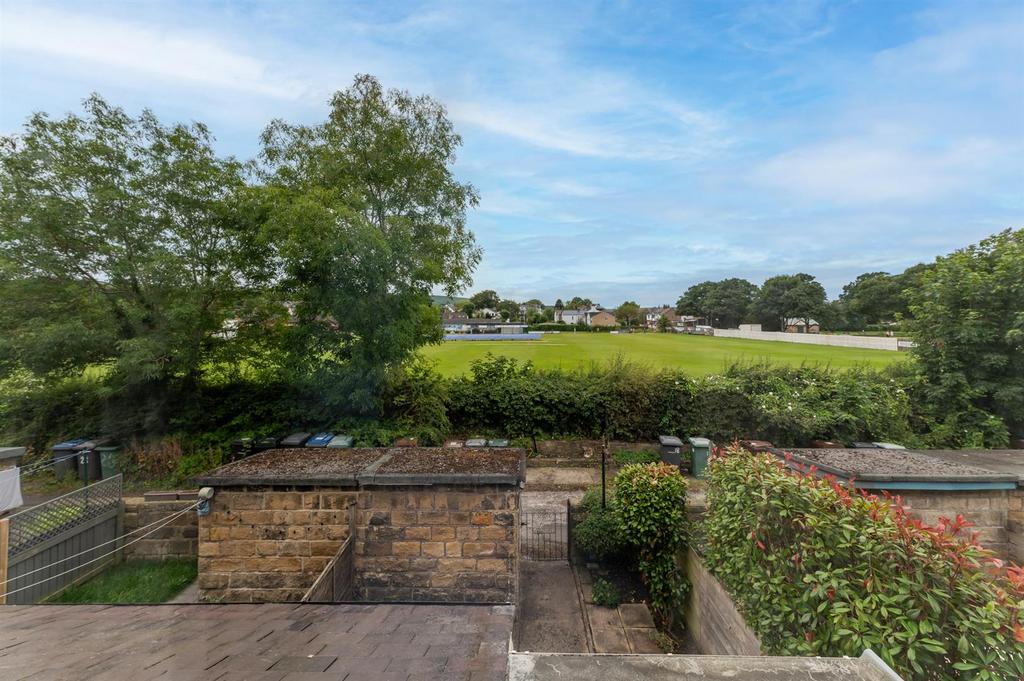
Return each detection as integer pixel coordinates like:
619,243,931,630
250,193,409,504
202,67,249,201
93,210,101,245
703,446,1024,680
574,503,627,562
614,463,689,626
592,578,621,608
613,449,660,465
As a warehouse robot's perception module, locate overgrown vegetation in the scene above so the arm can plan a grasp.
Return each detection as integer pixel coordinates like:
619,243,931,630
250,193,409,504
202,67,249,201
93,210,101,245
47,559,197,604
703,446,1023,680
613,449,660,465
592,578,621,608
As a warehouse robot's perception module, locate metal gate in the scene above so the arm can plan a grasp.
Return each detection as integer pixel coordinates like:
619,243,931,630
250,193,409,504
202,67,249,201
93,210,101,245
519,510,568,561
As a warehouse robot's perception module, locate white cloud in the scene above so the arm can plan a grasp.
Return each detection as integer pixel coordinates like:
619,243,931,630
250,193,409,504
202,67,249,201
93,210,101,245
0,6,302,99
753,136,1005,203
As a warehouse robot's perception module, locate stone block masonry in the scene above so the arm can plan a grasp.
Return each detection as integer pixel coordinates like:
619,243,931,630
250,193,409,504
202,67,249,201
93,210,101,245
1009,488,1024,563
897,489,1010,559
353,485,517,603
198,488,357,603
122,497,198,560
193,447,524,604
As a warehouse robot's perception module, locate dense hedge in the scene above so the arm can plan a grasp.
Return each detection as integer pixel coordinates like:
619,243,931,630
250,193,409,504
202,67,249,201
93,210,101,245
703,446,1023,680
0,353,1009,469
445,355,923,446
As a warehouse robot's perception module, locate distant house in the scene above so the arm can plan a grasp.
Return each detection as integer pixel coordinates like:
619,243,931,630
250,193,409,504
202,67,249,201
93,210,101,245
785,318,820,334
673,315,701,332
590,310,618,327
555,305,607,326
645,307,678,329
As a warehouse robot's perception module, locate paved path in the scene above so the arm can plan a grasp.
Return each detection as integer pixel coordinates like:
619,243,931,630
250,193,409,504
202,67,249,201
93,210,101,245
514,562,588,653
0,603,512,681
167,579,200,604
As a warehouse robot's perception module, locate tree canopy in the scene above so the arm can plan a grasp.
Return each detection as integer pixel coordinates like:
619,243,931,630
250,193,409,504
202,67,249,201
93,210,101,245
0,95,250,429
676,278,757,328
0,76,482,432
906,228,1023,442
614,301,642,327
753,274,827,332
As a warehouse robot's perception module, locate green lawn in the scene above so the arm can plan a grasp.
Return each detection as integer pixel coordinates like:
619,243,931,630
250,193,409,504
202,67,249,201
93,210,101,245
47,559,197,604
419,332,907,377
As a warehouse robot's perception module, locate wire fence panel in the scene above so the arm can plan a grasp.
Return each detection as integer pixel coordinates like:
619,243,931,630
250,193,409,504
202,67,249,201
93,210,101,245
7,475,122,556
5,512,120,604
519,511,568,561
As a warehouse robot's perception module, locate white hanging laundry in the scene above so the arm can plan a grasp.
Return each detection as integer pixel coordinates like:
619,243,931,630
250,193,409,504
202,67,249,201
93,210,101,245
0,466,24,514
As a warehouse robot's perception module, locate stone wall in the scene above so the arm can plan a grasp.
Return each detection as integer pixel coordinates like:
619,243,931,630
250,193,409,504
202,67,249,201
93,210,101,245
897,489,1010,559
353,485,517,603
198,488,356,603
682,548,762,655
122,497,198,561
1009,488,1024,563
198,485,518,604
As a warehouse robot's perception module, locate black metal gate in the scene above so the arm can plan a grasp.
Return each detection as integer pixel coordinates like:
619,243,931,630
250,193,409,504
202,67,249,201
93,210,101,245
519,510,568,561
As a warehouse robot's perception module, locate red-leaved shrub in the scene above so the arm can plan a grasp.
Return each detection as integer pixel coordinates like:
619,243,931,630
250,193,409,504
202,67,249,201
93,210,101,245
703,445,1023,680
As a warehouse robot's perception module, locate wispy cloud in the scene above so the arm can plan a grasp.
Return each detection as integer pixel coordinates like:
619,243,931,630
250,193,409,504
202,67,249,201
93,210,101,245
0,5,303,99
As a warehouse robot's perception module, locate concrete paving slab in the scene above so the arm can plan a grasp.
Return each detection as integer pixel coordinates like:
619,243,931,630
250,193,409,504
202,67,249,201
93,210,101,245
585,604,620,629
591,626,630,653
624,628,662,653
515,562,588,653
617,603,655,628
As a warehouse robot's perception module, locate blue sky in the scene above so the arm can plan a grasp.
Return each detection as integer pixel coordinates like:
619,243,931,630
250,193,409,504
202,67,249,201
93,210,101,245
1,0,1021,306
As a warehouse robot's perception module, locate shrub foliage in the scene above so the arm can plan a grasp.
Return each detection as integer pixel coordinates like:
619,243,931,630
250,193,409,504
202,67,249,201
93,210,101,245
703,446,1024,680
614,463,689,626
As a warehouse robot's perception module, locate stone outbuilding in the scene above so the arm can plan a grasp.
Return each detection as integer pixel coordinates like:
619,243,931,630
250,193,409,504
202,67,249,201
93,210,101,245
193,447,524,604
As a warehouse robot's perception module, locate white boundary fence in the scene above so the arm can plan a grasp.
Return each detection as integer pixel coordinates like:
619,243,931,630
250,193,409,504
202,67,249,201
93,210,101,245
712,328,910,351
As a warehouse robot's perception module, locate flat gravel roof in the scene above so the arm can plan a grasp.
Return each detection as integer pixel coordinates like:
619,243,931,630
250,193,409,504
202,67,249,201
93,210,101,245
193,447,525,487
777,448,1018,488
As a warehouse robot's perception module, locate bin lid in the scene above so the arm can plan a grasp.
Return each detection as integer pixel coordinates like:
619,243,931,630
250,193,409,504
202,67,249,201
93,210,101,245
688,437,711,447
465,438,487,448
95,444,121,452
0,447,26,461
280,432,312,446
326,434,354,448
658,435,683,447
305,432,335,447
487,439,510,447
77,438,111,451
850,442,881,448
53,438,88,451
872,442,906,450
256,436,281,447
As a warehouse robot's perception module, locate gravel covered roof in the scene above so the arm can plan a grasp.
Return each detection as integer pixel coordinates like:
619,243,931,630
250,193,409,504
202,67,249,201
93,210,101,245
193,447,525,487
779,448,1019,484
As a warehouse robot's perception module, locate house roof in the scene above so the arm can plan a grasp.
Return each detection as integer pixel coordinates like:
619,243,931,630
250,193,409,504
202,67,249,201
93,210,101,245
785,318,819,326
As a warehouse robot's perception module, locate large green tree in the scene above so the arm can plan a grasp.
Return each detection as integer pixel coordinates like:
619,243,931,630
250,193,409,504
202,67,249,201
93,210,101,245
907,229,1024,441
256,75,480,409
0,95,249,431
753,274,827,331
839,272,905,325
677,279,757,327
614,301,642,328
675,281,715,321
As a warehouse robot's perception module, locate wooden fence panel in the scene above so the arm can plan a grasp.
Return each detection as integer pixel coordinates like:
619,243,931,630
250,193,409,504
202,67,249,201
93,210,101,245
3,476,124,604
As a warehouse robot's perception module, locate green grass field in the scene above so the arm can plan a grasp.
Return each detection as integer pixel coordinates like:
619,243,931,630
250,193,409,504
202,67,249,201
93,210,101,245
419,332,907,376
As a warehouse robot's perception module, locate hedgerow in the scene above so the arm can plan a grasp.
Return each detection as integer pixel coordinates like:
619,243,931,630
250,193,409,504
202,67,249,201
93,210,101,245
702,446,1024,680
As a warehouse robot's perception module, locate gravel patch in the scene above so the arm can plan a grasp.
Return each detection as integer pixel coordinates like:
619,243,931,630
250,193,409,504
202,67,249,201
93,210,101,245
375,447,521,476
782,448,1013,480
198,448,385,480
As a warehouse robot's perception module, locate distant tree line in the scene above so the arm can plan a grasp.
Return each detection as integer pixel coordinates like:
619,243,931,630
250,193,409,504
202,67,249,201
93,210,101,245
674,266,933,332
